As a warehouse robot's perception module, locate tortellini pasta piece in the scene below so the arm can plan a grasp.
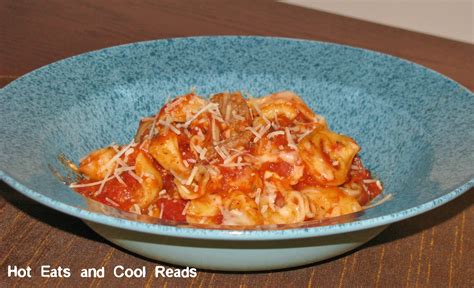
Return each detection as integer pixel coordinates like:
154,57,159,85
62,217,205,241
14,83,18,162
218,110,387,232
174,165,209,200
249,91,319,125
259,180,306,224
298,128,360,186
79,147,117,181
186,193,222,225
149,131,190,180
302,186,362,219
134,117,153,142
159,93,207,123
134,151,163,208
221,191,263,225
210,91,251,127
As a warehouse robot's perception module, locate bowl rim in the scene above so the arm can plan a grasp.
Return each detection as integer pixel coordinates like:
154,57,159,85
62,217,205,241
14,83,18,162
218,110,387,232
1,35,473,240
2,171,472,240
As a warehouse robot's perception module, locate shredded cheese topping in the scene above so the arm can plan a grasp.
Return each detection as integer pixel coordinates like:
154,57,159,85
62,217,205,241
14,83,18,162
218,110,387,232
186,166,199,185
285,127,297,150
69,90,385,227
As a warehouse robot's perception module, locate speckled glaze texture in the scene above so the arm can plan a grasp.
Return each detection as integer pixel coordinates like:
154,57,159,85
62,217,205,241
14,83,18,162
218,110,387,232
0,36,473,240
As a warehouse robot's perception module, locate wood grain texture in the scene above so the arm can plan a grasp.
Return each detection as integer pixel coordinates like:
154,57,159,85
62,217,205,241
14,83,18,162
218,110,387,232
0,1,473,287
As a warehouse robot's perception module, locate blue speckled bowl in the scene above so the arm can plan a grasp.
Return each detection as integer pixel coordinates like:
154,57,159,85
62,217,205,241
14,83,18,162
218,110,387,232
1,37,473,271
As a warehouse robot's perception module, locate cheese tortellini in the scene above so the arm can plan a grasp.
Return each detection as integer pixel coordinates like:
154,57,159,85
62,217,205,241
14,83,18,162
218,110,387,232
298,128,360,186
71,90,382,227
149,131,190,180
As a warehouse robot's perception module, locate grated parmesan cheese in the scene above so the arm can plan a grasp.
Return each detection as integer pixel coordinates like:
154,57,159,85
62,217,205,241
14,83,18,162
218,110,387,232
69,176,115,188
105,197,119,207
182,128,192,138
147,116,158,140
251,102,270,125
147,204,155,216
245,126,260,138
214,146,228,160
211,116,219,144
363,194,393,209
114,171,126,186
183,160,190,168
95,165,114,196
185,166,199,185
128,170,143,184
285,127,297,150
232,110,245,121
245,124,271,143
223,150,246,164
219,162,250,168
267,130,285,139
130,204,142,215
199,148,207,160
184,103,219,127
182,201,190,215
104,140,136,170
114,165,136,174
297,130,312,142
225,103,232,122
159,189,167,196
255,188,262,206
159,203,164,219
220,146,230,158
158,119,181,135
376,180,383,190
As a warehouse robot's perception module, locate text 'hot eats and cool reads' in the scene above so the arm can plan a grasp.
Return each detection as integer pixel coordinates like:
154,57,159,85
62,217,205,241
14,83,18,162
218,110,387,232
6,265,197,279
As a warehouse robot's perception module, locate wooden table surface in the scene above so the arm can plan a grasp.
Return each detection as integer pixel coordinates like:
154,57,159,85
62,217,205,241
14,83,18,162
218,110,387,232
1,1,473,287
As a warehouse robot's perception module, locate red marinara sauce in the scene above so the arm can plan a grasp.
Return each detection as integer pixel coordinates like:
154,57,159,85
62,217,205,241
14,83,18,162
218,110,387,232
260,161,293,179
75,173,188,222
74,172,140,211
348,156,382,205
154,198,188,222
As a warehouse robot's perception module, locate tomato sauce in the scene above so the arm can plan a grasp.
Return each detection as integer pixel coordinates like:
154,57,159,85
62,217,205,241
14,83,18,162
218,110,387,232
217,166,252,192
293,167,320,190
295,112,309,123
272,134,288,147
349,156,382,204
177,134,196,162
155,198,187,222
276,116,293,127
160,171,177,195
75,172,140,211
275,191,285,208
261,161,293,179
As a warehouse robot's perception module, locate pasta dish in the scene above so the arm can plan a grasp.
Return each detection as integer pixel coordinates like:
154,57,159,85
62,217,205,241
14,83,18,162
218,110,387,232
69,91,383,226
